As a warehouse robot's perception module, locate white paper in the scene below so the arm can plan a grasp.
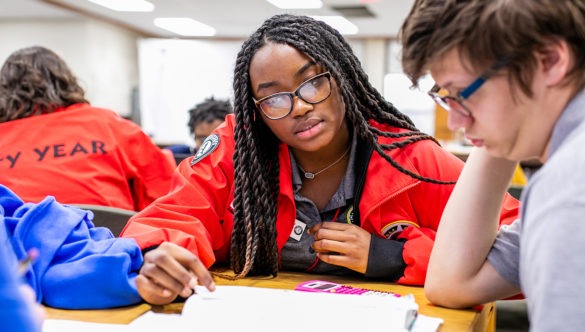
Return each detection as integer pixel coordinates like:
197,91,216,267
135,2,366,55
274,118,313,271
129,311,183,329
43,319,131,332
182,285,420,332
412,314,444,331
44,286,443,332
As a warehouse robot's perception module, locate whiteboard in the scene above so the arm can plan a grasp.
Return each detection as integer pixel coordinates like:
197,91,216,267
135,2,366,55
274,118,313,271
383,73,436,136
138,38,243,145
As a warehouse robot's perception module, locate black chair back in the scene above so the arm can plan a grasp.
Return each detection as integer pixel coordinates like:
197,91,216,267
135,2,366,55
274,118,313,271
71,204,136,237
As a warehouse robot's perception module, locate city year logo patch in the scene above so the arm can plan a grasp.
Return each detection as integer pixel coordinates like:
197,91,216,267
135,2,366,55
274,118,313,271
345,206,355,224
191,134,220,166
381,220,419,240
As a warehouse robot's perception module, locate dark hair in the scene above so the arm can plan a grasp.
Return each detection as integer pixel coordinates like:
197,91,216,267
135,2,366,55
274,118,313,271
400,0,585,96
187,97,233,134
230,14,449,278
0,46,88,123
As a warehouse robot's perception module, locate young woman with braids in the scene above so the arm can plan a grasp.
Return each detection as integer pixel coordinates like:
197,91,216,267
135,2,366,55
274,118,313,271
121,14,519,305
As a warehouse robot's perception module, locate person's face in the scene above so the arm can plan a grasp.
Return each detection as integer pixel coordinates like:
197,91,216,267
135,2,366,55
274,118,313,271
429,48,552,161
249,43,347,153
194,119,224,148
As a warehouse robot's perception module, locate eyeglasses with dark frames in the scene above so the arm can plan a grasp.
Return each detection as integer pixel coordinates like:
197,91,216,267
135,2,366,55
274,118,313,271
253,72,332,120
428,61,508,116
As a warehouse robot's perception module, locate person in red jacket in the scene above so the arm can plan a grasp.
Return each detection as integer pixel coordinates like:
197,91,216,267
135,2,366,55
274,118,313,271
0,46,174,211
121,14,519,305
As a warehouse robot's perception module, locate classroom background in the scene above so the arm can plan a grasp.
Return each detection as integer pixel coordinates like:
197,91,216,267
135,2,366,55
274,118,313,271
0,0,441,148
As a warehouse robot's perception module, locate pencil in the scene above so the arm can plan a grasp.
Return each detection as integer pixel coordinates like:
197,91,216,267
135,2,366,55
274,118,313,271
17,248,39,277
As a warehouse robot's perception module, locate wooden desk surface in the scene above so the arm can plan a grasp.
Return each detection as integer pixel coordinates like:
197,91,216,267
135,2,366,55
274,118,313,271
45,270,494,332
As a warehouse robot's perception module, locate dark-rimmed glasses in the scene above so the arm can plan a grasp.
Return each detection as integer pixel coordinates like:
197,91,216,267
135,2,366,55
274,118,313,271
253,72,332,120
428,61,507,116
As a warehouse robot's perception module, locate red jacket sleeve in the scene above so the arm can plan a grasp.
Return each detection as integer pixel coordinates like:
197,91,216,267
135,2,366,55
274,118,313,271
120,122,236,267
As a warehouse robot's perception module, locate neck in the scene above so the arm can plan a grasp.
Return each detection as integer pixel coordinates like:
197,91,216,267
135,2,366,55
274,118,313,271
534,85,576,162
297,145,351,179
293,122,351,171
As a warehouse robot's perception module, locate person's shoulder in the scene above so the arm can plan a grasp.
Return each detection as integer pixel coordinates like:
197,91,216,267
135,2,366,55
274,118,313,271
84,105,146,131
68,104,125,121
90,106,128,118
538,132,585,185
211,114,236,140
222,113,236,128
188,116,236,168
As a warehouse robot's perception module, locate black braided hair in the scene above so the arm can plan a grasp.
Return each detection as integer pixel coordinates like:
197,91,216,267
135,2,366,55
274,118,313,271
230,14,453,278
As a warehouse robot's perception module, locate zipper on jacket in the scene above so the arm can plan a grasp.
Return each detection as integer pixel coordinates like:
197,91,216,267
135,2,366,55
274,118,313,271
352,135,373,227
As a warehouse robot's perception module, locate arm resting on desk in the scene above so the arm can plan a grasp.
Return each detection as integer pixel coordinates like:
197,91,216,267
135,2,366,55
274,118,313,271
425,148,521,308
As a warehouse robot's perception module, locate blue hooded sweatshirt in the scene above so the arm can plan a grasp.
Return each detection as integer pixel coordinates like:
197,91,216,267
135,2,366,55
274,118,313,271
0,185,143,309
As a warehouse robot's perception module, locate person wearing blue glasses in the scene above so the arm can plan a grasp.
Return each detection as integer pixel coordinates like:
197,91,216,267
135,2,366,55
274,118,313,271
121,13,519,305
401,0,585,330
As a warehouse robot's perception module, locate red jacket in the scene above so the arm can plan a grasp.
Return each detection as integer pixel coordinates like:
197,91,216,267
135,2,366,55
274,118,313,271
0,103,175,211
121,115,519,284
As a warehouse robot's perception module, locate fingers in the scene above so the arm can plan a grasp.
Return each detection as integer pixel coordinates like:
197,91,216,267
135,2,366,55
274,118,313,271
317,252,351,266
315,245,368,274
142,247,194,296
308,222,371,274
157,242,215,292
136,274,179,305
311,223,359,243
307,222,323,235
140,259,192,298
312,237,347,254
184,257,216,292
308,221,350,235
138,242,216,304
310,222,351,254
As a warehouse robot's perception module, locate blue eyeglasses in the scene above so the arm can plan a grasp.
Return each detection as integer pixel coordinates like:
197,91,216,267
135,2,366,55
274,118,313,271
428,61,508,116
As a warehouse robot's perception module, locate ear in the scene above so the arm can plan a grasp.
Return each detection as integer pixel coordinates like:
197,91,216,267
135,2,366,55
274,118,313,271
535,40,571,86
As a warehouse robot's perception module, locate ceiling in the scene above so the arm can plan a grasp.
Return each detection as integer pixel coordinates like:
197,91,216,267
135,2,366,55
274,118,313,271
2,0,415,39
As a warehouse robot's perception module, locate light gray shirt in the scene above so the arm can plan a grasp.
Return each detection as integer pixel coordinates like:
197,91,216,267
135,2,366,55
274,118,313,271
488,89,585,331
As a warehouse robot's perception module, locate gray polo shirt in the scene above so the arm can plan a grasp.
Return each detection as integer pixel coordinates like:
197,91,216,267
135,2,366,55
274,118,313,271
280,133,358,276
488,89,585,331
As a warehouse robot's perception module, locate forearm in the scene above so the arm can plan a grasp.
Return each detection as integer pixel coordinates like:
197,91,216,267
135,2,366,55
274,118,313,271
426,148,517,301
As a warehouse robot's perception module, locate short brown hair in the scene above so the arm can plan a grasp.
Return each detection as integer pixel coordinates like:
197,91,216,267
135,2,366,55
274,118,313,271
400,0,585,96
0,46,88,123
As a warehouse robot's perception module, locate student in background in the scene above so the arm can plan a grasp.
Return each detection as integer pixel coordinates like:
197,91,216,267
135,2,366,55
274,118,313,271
0,46,174,211
400,0,585,329
121,14,519,305
167,97,233,157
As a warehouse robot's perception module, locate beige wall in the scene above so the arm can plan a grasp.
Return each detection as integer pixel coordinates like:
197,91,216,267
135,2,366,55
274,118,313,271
0,18,139,117
362,38,387,92
0,17,391,133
